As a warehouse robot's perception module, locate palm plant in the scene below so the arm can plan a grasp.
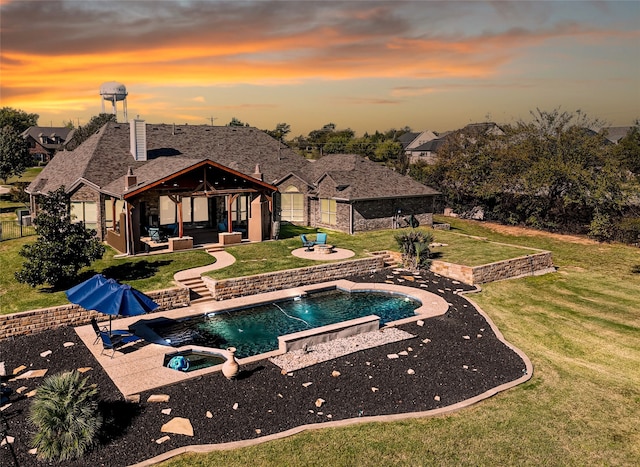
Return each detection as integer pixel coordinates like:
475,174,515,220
29,370,102,462
394,229,433,271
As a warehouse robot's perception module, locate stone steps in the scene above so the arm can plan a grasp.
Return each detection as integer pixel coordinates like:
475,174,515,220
177,276,212,302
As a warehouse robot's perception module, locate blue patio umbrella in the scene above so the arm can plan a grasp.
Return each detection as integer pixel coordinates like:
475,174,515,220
66,273,159,334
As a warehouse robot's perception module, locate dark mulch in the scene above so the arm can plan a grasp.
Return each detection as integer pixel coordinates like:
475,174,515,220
0,269,528,467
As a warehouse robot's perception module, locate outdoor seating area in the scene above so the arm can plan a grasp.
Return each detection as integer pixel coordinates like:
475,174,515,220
300,232,328,251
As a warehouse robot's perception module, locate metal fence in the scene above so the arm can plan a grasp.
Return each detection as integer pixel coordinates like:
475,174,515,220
0,220,36,241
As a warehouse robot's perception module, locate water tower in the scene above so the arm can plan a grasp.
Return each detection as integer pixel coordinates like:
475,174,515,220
100,81,128,121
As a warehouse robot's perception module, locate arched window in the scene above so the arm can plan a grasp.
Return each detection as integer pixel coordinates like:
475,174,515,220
280,186,304,222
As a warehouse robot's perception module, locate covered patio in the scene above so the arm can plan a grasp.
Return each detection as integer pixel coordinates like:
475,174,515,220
105,160,278,255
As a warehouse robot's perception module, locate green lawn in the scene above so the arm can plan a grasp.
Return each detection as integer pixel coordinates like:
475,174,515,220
159,219,640,467
4,166,43,184
0,222,561,314
0,238,215,314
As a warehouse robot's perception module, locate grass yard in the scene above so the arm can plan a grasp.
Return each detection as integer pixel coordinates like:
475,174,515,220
0,238,214,314
4,166,43,184
159,218,640,467
0,221,569,314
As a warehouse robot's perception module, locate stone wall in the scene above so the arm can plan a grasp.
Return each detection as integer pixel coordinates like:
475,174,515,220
203,256,384,301
0,287,189,340
430,251,554,285
352,198,434,232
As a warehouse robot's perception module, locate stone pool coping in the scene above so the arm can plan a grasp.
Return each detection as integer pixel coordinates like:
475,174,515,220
74,280,449,396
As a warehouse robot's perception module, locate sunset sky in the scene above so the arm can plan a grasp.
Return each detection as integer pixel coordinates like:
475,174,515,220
1,0,638,136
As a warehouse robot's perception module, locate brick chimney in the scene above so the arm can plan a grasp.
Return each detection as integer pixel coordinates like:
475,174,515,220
253,163,263,181
125,167,137,190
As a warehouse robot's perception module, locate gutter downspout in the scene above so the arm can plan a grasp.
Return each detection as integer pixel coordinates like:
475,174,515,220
125,201,132,256
349,204,354,235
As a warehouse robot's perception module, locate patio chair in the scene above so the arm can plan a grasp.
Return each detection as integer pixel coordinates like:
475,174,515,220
90,318,135,345
148,227,166,243
315,233,328,245
98,331,141,358
300,234,314,251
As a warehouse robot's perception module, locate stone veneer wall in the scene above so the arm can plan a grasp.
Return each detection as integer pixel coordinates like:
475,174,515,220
430,251,554,285
203,256,384,301
0,287,189,340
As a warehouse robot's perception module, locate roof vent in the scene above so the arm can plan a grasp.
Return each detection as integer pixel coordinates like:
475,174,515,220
130,118,147,161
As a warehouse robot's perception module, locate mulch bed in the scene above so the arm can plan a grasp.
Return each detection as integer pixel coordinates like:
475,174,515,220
0,269,528,466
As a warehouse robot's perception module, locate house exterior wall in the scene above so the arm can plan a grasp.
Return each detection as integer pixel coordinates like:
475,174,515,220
352,197,435,232
69,185,106,239
306,196,436,233
275,177,311,225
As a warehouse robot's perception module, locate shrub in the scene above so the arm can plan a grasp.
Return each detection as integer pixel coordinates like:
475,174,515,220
616,217,640,245
29,371,102,462
394,229,433,271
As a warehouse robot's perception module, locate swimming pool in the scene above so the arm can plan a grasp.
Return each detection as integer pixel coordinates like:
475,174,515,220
148,289,421,358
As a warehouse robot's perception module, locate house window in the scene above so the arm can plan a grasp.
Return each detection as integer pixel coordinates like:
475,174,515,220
231,195,249,224
104,198,125,229
320,198,337,225
159,196,176,224
280,186,304,222
192,197,209,223
160,196,209,225
70,201,97,229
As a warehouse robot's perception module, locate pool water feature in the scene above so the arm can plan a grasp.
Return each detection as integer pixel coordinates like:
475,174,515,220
149,289,421,358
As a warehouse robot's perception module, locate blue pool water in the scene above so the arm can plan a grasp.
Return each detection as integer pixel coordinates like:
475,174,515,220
150,289,420,358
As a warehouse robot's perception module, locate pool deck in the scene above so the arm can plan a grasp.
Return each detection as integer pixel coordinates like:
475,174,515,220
75,279,449,396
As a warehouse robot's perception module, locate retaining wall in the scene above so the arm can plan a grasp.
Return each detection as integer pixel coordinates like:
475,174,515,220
0,249,554,340
202,256,384,301
0,287,189,340
430,251,554,285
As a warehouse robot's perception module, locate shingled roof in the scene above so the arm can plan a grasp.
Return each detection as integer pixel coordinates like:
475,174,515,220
28,122,310,197
310,154,439,201
28,122,439,203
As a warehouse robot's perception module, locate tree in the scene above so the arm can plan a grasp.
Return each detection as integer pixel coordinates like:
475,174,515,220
372,140,403,163
0,106,39,133
346,136,375,159
610,122,640,176
417,108,630,236
324,135,351,154
264,122,291,141
15,187,105,289
67,113,116,149
0,125,32,183
228,117,249,127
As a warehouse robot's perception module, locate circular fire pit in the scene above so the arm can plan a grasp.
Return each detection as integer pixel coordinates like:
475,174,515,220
315,244,334,254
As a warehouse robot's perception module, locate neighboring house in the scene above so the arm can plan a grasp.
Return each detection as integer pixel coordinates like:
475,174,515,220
407,123,504,165
601,126,633,144
398,132,421,150
21,126,75,163
27,121,440,255
402,130,439,151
